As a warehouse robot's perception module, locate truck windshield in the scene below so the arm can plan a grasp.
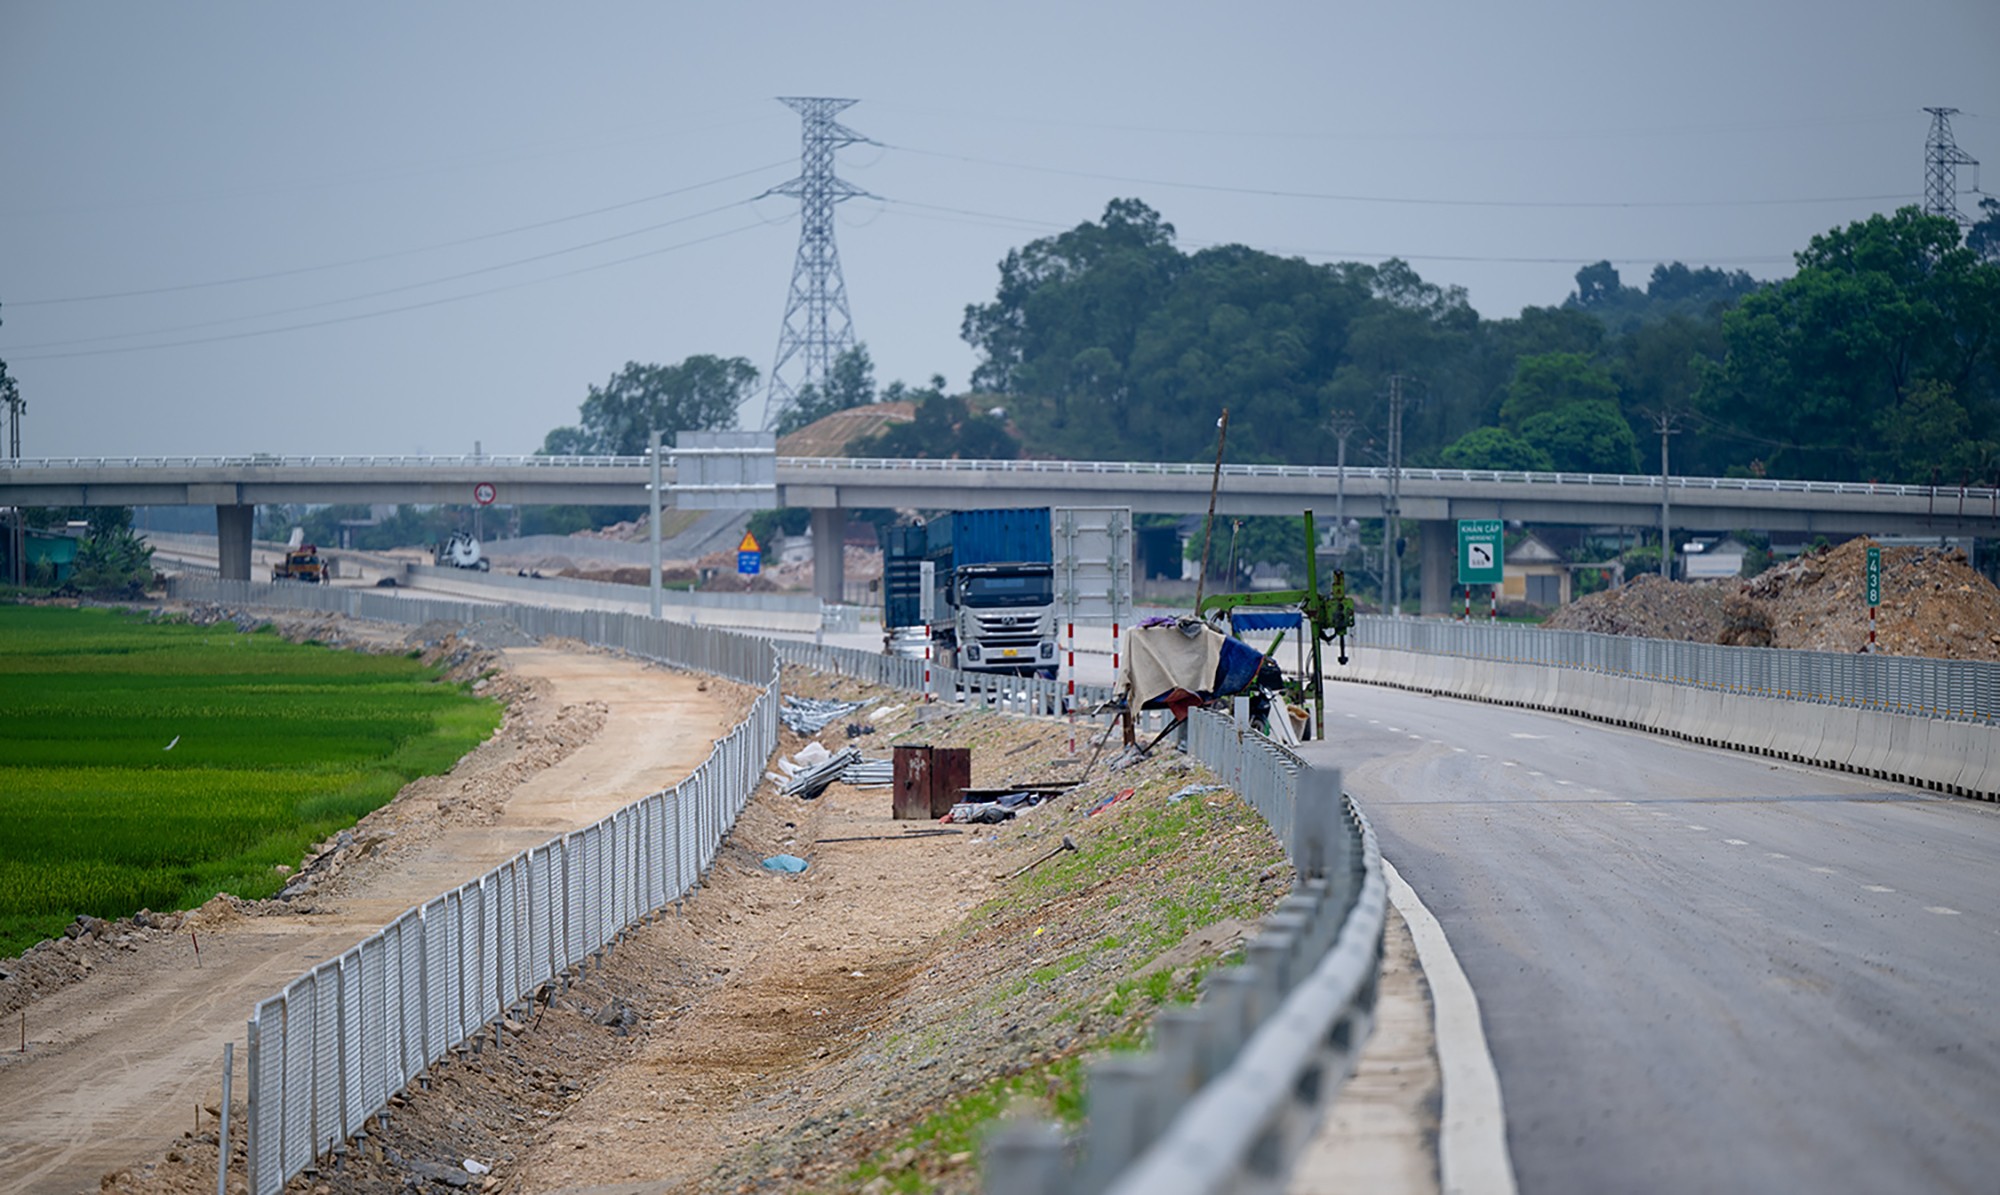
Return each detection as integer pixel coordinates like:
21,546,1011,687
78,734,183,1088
961,573,1052,607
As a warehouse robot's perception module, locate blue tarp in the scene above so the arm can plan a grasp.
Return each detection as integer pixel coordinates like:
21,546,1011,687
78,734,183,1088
1229,610,1302,633
1214,636,1265,696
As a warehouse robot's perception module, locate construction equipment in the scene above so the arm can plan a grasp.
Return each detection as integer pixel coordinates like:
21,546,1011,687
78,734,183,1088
271,529,329,584
1196,511,1355,739
434,530,490,571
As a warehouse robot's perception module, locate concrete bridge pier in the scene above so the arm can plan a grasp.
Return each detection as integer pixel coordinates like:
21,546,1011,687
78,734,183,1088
216,504,254,581
810,506,844,604
1420,519,1454,616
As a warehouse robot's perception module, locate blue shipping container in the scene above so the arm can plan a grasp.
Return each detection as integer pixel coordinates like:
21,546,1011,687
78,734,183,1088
929,508,1052,566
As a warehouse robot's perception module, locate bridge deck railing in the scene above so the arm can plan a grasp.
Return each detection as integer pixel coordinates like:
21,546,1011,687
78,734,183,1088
6,453,1996,503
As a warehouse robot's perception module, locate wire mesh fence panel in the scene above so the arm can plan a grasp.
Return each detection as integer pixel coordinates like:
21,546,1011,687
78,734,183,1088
563,835,586,970
279,975,314,1183
310,960,341,1159
358,935,387,1121
246,1001,283,1195
338,950,365,1140
421,896,450,1065
389,913,421,1088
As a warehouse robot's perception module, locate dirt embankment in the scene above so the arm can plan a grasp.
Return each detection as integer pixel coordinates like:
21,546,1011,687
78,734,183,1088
96,667,1298,1195
1546,539,2000,659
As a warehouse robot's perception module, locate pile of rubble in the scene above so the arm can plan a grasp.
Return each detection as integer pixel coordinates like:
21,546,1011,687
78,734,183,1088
1546,539,2000,660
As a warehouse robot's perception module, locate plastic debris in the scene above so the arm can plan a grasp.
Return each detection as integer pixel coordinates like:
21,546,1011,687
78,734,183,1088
762,854,809,873
1169,783,1228,803
1086,787,1138,817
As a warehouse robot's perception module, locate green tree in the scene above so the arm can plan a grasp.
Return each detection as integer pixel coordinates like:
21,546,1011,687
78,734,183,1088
1968,196,2000,265
1440,427,1554,472
539,355,755,456
1499,352,1620,427
1698,206,2000,480
1519,402,1641,473
67,507,154,597
776,345,877,435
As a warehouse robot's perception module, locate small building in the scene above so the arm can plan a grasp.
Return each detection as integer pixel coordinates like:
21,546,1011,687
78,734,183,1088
1501,531,1571,607
1681,535,1752,580
25,528,81,583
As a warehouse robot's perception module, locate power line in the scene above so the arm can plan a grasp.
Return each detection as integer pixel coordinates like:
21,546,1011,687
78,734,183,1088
883,142,1912,210
4,199,763,351
9,160,792,307
879,198,1796,267
867,101,1913,145
5,220,773,362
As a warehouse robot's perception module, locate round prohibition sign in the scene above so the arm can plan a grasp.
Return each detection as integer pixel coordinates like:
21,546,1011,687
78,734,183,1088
472,482,498,506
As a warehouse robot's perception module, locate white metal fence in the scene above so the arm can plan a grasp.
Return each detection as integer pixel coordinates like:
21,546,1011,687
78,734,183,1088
1353,614,2000,724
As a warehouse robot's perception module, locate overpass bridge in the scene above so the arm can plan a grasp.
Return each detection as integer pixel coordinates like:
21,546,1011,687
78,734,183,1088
5,453,1995,606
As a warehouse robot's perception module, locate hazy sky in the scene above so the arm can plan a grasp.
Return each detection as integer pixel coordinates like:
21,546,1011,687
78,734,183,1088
3,1,1996,459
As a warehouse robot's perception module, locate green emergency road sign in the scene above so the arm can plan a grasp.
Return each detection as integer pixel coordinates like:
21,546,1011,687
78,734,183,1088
1866,546,1881,606
1458,519,1504,585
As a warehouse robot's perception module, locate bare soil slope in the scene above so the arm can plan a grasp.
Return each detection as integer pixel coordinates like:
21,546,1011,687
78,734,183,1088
1546,539,2000,659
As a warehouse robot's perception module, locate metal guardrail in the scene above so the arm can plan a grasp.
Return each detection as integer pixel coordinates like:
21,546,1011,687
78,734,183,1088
7,452,1995,502
1352,614,2000,724
986,704,1385,1194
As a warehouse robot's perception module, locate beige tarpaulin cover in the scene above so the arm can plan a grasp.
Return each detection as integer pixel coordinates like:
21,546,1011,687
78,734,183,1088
1117,621,1226,704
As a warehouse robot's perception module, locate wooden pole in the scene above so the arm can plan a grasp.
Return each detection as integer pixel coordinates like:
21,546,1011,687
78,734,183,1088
1194,408,1230,615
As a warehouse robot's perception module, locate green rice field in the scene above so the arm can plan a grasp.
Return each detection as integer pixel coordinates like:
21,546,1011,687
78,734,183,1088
0,604,502,956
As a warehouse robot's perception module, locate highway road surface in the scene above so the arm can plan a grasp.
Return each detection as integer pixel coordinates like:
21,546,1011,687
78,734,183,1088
1298,681,2000,1195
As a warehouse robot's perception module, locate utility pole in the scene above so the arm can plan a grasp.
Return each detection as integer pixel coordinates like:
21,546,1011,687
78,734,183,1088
3,373,22,586
1924,107,1979,225
649,429,663,619
1652,412,1683,582
1384,375,1407,616
1326,409,1360,558
760,98,875,432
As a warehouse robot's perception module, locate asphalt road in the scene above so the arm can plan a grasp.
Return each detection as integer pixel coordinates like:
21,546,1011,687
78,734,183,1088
1296,682,2000,1195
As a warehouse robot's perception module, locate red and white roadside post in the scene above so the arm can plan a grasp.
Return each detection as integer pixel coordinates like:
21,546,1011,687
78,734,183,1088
1461,585,1471,621
1066,621,1077,753
922,623,934,702
1489,586,1498,621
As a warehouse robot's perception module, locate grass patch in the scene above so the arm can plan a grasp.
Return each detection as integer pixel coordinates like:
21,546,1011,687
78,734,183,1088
0,604,500,955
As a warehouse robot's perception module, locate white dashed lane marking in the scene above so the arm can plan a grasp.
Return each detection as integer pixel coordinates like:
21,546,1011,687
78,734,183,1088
1927,906,1962,916
1863,885,1896,893
1768,852,1789,859
1724,839,1748,845
1686,824,1710,831
1811,867,1839,874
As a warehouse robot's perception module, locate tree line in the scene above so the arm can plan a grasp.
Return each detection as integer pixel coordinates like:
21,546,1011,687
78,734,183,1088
528,197,2000,499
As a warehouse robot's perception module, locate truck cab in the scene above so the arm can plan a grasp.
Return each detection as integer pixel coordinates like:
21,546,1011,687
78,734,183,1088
949,562,1057,674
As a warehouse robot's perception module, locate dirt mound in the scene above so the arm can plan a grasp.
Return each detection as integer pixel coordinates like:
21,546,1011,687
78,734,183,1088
1546,540,2000,659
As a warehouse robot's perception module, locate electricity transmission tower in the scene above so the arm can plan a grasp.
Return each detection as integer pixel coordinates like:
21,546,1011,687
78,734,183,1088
1924,107,1979,225
759,97,875,431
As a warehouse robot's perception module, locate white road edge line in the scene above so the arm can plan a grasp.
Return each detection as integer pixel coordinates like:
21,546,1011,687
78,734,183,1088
1383,858,1518,1195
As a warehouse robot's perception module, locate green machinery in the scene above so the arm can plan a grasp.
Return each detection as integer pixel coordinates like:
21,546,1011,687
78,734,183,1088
1195,511,1356,738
